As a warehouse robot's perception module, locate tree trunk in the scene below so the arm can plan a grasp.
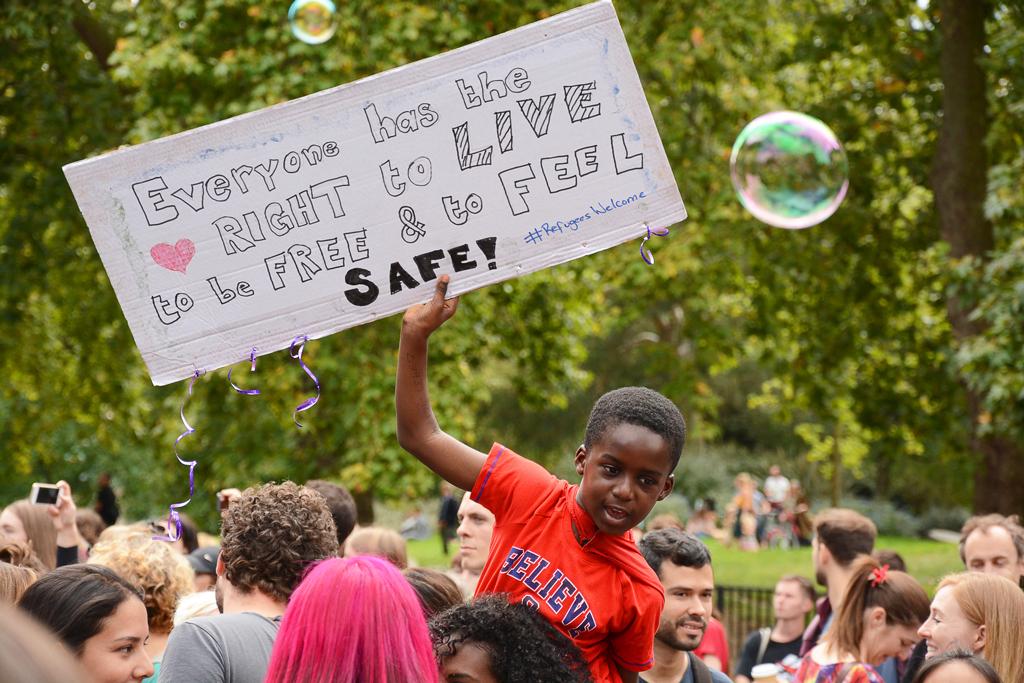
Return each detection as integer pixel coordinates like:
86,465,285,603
831,423,842,507
933,0,1024,516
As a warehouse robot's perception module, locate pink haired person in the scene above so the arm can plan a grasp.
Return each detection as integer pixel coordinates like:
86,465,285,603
264,556,438,683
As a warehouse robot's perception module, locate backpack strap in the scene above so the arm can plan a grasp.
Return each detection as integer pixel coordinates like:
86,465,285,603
687,652,714,683
754,626,773,666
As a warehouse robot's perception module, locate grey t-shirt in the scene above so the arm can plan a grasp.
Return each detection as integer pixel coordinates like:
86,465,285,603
159,612,281,683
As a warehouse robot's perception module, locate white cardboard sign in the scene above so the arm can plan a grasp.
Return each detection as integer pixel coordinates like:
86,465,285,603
64,0,686,386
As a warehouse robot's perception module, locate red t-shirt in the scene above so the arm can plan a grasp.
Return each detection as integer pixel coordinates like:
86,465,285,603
694,617,730,675
471,444,665,683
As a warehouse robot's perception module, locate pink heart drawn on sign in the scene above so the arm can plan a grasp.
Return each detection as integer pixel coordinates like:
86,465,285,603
150,239,196,274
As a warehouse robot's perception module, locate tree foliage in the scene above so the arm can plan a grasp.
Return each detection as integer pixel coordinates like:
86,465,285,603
1,0,1022,529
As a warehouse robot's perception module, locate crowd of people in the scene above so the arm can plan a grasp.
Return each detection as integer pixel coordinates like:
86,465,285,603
2,277,1024,683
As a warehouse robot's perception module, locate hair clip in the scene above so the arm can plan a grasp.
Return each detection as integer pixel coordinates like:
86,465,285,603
870,563,890,587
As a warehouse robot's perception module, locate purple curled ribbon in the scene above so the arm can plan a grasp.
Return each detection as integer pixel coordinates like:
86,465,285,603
228,348,261,396
153,369,203,544
290,335,320,428
639,223,671,265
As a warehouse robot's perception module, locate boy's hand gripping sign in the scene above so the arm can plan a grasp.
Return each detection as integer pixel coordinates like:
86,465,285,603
64,0,686,386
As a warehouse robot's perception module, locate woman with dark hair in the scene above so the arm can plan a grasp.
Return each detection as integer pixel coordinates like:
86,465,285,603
431,594,594,683
265,556,437,683
793,557,930,683
912,649,1002,683
18,564,154,683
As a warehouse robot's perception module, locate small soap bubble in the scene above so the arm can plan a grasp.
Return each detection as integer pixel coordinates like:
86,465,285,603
288,0,337,45
730,111,849,230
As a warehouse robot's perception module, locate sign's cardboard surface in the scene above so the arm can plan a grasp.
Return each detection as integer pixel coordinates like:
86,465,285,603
64,0,685,385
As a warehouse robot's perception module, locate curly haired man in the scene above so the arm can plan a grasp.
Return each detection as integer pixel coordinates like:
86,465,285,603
161,481,339,683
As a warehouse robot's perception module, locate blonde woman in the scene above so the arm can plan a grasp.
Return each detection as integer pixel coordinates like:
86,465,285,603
918,572,1024,683
89,530,194,681
344,526,408,569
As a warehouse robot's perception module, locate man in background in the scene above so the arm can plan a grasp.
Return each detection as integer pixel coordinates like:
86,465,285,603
959,513,1024,587
639,528,732,683
800,508,877,655
304,479,358,549
161,482,338,683
447,492,494,597
438,482,460,555
735,575,815,683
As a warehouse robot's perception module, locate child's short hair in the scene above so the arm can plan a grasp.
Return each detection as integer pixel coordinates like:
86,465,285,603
584,387,686,470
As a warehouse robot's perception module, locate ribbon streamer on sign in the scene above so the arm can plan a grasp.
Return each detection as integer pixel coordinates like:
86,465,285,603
290,335,320,427
153,369,204,543
228,348,261,396
640,223,671,265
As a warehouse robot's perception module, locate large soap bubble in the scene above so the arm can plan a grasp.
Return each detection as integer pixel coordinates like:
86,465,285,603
730,111,849,229
288,0,338,45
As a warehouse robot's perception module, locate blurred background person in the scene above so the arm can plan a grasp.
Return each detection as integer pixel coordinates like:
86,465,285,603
448,493,495,597
763,466,790,509
75,508,107,554
304,479,358,549
173,589,220,627
186,546,219,592
0,540,44,603
438,482,460,556
95,472,120,526
0,560,36,603
648,513,686,533
400,506,432,541
344,526,408,568
735,575,816,683
1,500,58,570
403,567,464,619
687,498,722,541
788,481,813,547
18,564,154,683
0,605,90,683
265,556,438,683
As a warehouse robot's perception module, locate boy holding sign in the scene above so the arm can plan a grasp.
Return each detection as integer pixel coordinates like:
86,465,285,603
397,276,686,683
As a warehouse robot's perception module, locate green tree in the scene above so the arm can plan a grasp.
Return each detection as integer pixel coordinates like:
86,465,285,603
2,0,1022,527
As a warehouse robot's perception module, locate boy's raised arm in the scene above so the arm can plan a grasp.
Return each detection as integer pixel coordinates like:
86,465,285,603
396,275,487,492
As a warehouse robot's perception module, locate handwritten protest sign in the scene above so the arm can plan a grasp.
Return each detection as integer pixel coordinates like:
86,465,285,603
64,0,686,386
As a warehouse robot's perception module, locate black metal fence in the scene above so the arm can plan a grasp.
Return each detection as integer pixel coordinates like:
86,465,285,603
715,584,776,669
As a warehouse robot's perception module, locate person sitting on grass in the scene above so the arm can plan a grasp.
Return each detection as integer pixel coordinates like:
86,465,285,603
431,594,593,683
397,276,686,683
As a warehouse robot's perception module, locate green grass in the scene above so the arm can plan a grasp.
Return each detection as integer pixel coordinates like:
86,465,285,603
407,533,457,570
706,536,963,592
408,533,964,592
